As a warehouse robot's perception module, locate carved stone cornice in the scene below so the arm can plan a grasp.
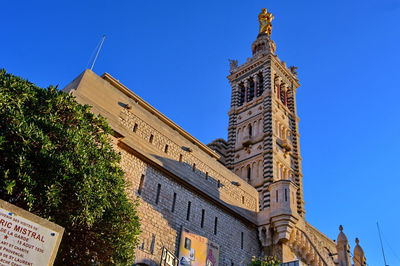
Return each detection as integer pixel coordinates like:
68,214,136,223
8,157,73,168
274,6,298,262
227,56,270,81
270,56,300,87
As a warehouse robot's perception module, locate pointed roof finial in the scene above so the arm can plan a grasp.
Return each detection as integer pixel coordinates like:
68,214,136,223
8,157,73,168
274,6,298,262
258,8,274,36
339,225,343,231
355,237,360,245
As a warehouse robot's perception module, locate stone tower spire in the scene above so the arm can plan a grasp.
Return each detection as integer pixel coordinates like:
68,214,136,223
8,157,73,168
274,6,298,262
226,8,304,259
336,225,351,266
353,238,366,266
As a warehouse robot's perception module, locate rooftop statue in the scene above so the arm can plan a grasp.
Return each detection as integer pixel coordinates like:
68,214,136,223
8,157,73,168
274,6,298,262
258,8,274,36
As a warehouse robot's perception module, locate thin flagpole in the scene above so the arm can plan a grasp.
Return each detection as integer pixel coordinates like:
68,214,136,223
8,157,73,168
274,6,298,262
377,222,388,266
90,35,106,70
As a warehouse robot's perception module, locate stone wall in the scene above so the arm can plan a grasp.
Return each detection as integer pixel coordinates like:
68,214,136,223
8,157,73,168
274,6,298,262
119,147,260,265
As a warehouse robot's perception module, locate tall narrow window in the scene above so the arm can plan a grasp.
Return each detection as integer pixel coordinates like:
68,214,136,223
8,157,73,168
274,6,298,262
205,172,209,180
150,234,156,254
214,217,218,235
192,163,196,172
217,180,221,188
238,83,245,106
241,232,244,249
285,189,288,202
186,201,191,221
164,144,169,153
276,190,279,202
242,196,245,205
248,124,252,137
201,209,205,228
149,134,154,143
277,84,281,100
280,85,286,105
247,166,251,181
138,175,145,195
171,192,177,212
155,184,161,205
132,123,138,132
285,90,290,106
248,78,255,102
257,73,264,96
179,154,183,162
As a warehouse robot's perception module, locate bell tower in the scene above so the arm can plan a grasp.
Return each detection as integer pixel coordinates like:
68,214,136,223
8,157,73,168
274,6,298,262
226,8,304,258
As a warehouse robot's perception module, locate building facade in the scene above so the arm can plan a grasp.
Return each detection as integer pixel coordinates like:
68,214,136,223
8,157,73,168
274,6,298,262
64,9,366,266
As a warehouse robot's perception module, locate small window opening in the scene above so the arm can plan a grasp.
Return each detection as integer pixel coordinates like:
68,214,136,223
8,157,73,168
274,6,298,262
132,123,138,132
192,163,196,172
179,154,183,162
150,234,156,254
205,172,209,180
280,86,286,105
201,209,205,228
276,190,279,202
257,73,264,96
164,144,169,153
242,196,245,205
217,180,221,188
247,166,251,181
214,217,218,235
155,184,161,204
171,192,177,212
248,78,255,102
238,83,245,106
285,189,288,202
241,232,244,249
138,175,145,195
149,134,154,143
186,201,191,221
248,124,252,137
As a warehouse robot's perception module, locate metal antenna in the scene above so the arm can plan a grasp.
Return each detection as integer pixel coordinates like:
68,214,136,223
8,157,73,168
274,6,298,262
377,222,389,266
90,35,106,70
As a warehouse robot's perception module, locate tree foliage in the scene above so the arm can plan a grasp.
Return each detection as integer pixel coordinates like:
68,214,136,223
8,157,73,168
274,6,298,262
0,70,140,265
249,256,281,266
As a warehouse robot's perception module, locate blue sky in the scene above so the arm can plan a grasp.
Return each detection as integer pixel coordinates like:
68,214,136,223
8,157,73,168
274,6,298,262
2,0,400,264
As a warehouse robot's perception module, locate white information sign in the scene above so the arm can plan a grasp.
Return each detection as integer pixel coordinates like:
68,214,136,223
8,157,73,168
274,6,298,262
0,200,64,266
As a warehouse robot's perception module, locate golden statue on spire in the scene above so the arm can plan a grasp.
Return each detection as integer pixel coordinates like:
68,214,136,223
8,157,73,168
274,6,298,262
258,8,274,35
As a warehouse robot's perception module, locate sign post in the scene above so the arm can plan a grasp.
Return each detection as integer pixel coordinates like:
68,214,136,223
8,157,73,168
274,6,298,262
0,199,64,266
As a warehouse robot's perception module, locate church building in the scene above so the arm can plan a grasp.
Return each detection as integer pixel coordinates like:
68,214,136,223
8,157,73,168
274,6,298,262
64,9,366,266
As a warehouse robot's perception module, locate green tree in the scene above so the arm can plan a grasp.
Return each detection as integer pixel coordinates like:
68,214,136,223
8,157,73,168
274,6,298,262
249,256,281,266
0,70,140,265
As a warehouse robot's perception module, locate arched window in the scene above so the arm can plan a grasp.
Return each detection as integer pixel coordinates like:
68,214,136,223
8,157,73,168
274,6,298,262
253,121,257,137
247,165,251,181
252,162,258,180
237,128,242,142
248,78,255,102
280,84,286,105
257,73,264,96
285,90,289,106
238,83,245,106
277,83,281,99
